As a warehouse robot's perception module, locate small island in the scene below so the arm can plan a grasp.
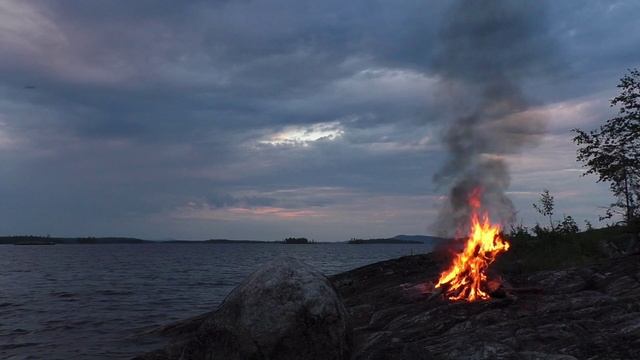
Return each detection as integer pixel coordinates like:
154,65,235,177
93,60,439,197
283,237,310,244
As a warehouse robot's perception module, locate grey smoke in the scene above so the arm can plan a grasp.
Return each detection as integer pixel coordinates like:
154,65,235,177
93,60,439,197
432,0,557,236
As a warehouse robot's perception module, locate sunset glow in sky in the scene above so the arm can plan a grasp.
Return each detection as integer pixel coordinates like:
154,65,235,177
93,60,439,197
1,1,639,240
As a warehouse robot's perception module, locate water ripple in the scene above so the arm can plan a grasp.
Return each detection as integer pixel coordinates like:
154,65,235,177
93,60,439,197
0,243,432,359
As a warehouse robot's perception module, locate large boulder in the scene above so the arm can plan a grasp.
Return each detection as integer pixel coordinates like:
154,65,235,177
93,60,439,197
138,257,351,360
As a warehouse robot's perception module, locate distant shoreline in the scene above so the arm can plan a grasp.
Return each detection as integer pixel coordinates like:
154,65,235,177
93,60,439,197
0,236,272,245
0,235,446,245
347,239,422,244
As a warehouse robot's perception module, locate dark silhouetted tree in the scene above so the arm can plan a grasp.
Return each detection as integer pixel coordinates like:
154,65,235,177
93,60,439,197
533,189,555,230
573,68,640,252
584,220,593,231
557,215,579,235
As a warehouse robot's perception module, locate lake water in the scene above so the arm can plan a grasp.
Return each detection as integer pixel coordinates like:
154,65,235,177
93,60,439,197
0,243,434,359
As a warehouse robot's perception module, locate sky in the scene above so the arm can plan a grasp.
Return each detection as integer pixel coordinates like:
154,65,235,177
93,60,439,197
0,0,639,241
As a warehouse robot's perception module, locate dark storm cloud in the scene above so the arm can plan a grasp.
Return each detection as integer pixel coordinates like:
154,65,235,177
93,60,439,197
0,0,639,239
1,0,445,143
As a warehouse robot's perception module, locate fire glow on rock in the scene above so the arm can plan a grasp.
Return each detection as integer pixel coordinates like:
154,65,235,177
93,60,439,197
435,189,510,301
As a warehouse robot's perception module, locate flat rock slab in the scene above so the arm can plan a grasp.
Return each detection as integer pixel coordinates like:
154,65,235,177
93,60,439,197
136,253,640,360
331,253,640,360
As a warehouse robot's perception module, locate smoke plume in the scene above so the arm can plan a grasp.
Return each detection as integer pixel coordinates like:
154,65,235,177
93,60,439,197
432,0,556,236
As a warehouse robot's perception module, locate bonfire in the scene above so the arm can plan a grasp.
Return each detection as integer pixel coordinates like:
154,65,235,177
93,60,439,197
435,188,510,301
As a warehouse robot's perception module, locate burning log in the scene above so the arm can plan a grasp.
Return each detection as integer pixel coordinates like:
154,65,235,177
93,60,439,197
421,279,543,302
427,286,444,301
434,188,510,302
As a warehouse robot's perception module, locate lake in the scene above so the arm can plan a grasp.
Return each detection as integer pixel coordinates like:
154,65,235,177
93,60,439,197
0,243,434,359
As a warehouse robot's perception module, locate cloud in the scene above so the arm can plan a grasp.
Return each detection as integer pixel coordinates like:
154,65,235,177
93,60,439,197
205,192,277,208
259,121,345,146
0,0,638,239
173,204,325,221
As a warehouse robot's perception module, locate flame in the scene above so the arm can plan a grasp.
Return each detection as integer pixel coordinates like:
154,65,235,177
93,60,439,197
435,189,510,301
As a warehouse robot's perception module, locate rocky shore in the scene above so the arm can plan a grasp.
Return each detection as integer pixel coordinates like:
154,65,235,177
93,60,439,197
136,252,640,359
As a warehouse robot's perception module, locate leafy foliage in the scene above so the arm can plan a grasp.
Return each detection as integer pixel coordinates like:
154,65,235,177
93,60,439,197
498,225,627,273
573,69,640,240
557,215,580,235
584,220,593,231
508,222,533,241
532,189,555,230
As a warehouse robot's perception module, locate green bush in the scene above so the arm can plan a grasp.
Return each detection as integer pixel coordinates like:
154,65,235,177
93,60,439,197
494,225,627,273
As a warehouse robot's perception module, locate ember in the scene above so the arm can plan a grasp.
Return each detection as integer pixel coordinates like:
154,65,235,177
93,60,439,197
435,188,510,301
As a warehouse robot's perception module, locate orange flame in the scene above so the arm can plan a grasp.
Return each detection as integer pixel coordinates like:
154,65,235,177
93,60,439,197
435,189,510,301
